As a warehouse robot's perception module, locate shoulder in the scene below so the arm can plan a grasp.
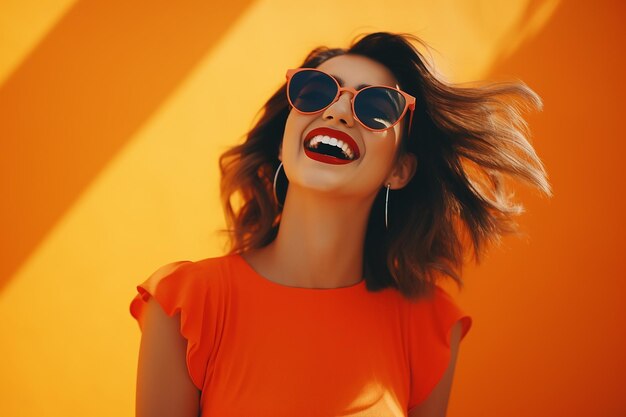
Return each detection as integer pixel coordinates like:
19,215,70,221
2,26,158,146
408,286,472,341
132,254,236,320
147,260,191,282
145,253,237,289
193,253,239,275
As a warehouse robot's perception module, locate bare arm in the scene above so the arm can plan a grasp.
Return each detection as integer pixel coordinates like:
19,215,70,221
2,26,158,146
408,320,464,417
135,297,201,417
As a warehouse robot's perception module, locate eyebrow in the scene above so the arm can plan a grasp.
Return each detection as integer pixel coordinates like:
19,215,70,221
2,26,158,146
332,75,371,91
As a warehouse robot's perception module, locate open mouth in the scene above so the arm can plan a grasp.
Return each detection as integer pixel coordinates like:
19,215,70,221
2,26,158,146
305,135,356,160
303,128,360,164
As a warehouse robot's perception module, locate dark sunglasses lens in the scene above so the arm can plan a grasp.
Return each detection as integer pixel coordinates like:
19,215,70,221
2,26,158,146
288,70,337,112
355,87,406,130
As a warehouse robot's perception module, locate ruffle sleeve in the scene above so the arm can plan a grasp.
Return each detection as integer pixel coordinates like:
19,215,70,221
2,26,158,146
407,285,473,410
129,260,211,391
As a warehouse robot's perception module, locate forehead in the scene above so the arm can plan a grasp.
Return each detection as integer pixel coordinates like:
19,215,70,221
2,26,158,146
316,54,399,89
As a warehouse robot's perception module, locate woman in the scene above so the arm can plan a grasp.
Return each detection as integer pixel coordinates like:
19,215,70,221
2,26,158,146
130,32,551,416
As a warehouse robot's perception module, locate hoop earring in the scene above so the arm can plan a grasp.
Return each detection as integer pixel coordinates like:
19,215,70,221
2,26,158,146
273,162,284,207
385,183,391,231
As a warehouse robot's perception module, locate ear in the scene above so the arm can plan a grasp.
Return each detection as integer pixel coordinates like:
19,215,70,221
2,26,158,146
278,144,283,161
386,152,417,190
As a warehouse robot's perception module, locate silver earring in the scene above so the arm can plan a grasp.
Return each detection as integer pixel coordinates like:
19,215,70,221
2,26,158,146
385,183,391,230
273,162,284,207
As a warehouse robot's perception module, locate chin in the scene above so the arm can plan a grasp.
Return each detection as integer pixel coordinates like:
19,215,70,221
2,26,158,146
293,174,341,190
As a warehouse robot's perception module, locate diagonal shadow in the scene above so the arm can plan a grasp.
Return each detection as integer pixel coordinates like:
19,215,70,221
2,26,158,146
0,0,255,292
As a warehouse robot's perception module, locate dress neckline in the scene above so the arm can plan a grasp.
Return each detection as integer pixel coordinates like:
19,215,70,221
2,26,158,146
234,253,366,293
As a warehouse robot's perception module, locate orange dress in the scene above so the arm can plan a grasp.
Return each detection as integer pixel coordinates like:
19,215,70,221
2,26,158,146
130,254,472,416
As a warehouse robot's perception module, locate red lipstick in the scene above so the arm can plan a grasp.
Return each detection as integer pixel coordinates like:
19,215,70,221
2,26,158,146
303,127,360,165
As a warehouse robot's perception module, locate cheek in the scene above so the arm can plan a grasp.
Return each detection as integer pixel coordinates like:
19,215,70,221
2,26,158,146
283,111,300,136
370,128,400,159
283,111,315,150
378,140,399,170
363,130,402,179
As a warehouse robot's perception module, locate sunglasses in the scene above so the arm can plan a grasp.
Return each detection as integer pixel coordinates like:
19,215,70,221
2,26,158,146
286,68,415,133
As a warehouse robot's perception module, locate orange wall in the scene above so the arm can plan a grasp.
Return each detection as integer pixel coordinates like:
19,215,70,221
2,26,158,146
456,1,626,416
1,1,624,416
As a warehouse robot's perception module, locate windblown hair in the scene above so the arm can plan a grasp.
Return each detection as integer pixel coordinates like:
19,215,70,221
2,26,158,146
219,32,552,299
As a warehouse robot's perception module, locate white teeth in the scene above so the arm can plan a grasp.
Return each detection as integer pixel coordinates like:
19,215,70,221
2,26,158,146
306,134,357,160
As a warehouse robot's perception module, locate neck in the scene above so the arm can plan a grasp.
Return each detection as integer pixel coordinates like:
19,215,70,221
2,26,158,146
258,184,377,288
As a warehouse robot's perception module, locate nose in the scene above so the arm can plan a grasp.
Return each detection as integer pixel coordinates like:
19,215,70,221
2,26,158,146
322,91,355,128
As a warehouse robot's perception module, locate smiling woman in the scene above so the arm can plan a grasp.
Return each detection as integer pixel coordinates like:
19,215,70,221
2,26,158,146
130,32,552,416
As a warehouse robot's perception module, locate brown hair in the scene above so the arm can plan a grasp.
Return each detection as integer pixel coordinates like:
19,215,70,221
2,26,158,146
219,32,552,299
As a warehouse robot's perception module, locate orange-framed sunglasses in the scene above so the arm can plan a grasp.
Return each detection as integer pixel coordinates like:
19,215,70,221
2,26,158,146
286,68,415,133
